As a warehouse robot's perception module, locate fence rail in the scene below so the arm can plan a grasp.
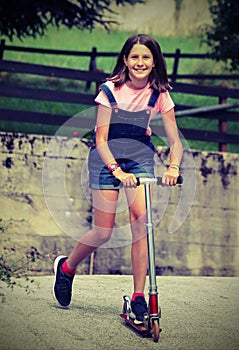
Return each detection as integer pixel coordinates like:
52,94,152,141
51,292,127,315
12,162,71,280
0,43,239,152
1,39,239,84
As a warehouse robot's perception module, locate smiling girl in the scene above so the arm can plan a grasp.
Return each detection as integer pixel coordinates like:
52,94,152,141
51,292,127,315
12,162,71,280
53,34,183,324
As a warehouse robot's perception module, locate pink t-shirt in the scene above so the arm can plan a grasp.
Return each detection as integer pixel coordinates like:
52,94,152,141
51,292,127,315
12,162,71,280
94,80,175,135
95,81,174,116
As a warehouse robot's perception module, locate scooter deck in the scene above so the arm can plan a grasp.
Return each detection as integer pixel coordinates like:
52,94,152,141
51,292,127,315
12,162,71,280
120,313,149,336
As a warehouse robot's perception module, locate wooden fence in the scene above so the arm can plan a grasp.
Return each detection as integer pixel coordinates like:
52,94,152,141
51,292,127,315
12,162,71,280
1,39,239,84
0,41,239,152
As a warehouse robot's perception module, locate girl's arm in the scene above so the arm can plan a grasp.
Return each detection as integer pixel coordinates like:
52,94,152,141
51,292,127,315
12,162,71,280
161,108,183,185
95,104,116,167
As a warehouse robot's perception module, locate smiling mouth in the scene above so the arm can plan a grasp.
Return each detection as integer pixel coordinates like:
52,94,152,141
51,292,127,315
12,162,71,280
134,68,146,72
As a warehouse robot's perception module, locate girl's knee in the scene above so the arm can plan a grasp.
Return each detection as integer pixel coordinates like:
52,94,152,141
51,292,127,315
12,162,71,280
130,213,147,241
93,226,113,245
130,212,146,225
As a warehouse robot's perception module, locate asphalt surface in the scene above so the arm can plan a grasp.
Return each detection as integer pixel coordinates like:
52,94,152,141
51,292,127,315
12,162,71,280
0,275,239,350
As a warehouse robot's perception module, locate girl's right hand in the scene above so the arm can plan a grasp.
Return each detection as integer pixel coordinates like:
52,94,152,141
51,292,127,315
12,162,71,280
113,167,137,187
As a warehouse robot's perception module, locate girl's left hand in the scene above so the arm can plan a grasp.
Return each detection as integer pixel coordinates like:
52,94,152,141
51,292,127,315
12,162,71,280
162,167,179,186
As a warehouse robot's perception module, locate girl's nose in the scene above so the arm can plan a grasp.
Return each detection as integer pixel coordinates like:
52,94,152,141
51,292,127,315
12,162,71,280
137,56,143,65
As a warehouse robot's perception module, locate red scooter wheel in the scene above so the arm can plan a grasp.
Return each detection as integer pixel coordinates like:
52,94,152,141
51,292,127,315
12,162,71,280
152,319,160,342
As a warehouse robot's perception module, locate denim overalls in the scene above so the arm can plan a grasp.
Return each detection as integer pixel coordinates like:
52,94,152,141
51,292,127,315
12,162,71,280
88,84,160,189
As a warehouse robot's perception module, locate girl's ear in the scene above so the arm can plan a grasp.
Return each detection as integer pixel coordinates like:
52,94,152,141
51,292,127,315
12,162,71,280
123,55,127,66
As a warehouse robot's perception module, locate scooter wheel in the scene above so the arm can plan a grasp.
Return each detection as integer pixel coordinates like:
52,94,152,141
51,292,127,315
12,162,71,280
152,319,160,342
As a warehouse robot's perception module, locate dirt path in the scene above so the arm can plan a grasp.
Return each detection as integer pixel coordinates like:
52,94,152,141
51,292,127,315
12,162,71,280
1,275,239,350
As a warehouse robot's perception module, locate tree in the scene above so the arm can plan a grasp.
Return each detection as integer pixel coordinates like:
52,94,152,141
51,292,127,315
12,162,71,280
203,0,239,71
0,0,145,41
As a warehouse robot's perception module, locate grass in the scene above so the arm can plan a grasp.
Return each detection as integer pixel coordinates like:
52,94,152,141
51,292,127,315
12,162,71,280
2,27,212,72
0,27,238,153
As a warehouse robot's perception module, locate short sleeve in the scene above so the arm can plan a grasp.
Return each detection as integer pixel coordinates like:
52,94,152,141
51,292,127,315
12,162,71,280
94,82,114,108
156,91,175,114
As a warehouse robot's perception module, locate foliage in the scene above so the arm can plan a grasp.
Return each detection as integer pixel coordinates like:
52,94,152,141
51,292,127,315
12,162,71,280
202,0,239,71
0,218,40,302
0,0,145,41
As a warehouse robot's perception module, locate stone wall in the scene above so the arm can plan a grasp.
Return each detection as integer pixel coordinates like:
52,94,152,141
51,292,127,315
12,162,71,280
0,132,238,276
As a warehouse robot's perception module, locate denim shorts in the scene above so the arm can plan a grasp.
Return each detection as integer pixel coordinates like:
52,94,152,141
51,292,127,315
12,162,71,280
88,137,155,190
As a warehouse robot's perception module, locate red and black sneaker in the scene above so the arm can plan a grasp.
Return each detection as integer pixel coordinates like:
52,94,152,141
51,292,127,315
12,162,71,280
131,296,148,324
53,256,75,307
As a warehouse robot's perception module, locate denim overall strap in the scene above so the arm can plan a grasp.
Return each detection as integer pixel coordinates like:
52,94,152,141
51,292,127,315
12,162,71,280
147,89,160,108
100,84,117,107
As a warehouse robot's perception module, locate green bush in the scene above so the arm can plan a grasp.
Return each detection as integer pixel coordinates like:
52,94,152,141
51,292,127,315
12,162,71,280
0,219,40,302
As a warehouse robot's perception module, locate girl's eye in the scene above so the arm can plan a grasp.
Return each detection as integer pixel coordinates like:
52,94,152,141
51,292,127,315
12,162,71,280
130,55,152,60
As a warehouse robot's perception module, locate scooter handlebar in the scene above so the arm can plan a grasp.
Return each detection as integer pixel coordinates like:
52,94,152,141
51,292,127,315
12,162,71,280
113,175,183,187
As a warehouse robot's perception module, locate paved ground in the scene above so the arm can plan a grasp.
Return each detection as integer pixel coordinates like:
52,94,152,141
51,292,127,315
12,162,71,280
0,275,239,350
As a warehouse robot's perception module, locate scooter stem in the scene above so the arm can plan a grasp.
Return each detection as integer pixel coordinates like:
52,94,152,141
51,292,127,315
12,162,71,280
144,182,158,295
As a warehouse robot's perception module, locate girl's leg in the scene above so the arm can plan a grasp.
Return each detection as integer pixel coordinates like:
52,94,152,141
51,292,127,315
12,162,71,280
66,189,119,270
125,185,148,293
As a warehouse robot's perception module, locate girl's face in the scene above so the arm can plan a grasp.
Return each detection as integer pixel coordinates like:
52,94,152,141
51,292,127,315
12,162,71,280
124,44,154,86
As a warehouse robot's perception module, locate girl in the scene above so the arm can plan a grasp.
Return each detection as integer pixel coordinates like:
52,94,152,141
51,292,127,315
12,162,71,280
53,34,183,324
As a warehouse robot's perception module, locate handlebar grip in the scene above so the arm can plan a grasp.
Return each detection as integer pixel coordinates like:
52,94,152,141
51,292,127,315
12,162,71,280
113,175,183,187
156,175,183,185
176,174,184,184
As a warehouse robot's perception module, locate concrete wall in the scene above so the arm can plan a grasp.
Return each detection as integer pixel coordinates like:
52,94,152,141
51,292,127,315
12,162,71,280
0,132,238,276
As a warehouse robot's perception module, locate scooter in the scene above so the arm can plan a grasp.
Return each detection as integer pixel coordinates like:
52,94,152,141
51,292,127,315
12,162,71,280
119,175,183,342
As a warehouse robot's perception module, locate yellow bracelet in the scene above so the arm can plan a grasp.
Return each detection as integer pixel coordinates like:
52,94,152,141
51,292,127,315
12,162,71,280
169,164,180,171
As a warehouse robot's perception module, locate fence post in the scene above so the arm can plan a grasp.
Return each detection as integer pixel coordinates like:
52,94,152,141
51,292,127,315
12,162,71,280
171,48,180,83
0,39,6,60
218,84,228,152
85,47,97,91
89,47,97,71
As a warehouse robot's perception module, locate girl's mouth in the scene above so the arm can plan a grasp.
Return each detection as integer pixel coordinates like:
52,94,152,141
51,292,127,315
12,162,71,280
134,68,146,73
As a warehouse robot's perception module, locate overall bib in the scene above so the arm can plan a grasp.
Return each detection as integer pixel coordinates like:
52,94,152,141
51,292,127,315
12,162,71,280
88,84,160,189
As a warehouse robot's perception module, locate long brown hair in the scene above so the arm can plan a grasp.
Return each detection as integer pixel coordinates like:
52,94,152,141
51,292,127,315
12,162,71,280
107,34,171,92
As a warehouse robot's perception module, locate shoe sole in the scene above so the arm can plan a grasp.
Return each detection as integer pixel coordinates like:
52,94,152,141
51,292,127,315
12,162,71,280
134,319,144,325
130,311,148,325
53,255,68,306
